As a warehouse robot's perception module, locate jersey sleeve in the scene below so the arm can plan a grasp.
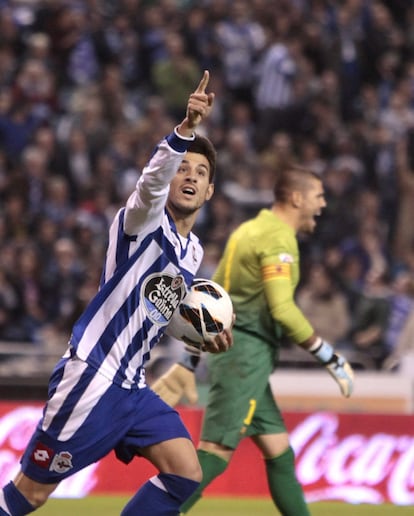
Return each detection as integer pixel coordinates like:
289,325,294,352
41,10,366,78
260,235,314,344
123,129,194,236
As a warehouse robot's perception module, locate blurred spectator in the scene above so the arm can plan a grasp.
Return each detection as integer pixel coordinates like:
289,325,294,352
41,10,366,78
383,271,414,361
297,262,351,344
24,32,52,65
94,10,142,88
393,137,414,262
97,63,139,126
19,144,49,220
316,162,360,246
258,131,296,173
0,266,21,341
200,192,240,250
56,126,93,202
3,192,30,242
342,224,389,285
31,125,64,176
347,270,392,370
226,100,256,146
216,127,257,184
0,101,43,159
182,4,219,72
12,58,58,119
14,243,48,342
32,216,60,277
304,96,343,157
368,125,398,234
152,31,201,121
0,45,17,88
41,175,75,234
383,307,414,372
42,237,85,335
215,0,265,104
138,4,168,84
361,1,404,86
330,3,365,121
221,163,273,221
49,2,100,88
297,139,327,176
379,90,414,139
253,32,304,150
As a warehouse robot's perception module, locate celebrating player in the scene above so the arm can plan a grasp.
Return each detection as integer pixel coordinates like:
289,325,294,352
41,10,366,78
153,164,354,515
0,70,232,516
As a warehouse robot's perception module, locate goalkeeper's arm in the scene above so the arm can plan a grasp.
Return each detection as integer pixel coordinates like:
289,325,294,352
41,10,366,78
302,335,354,398
150,344,201,407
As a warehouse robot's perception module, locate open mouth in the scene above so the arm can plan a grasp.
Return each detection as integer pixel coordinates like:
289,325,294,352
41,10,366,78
182,186,196,196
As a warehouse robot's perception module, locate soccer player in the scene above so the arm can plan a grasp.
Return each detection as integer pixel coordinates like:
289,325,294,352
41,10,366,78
0,70,233,516
153,165,354,515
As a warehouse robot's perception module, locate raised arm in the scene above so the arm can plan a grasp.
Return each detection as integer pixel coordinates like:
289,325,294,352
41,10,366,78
123,70,215,236
176,70,215,137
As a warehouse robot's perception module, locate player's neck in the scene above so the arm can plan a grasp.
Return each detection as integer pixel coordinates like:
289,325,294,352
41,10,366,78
271,204,299,233
168,209,196,237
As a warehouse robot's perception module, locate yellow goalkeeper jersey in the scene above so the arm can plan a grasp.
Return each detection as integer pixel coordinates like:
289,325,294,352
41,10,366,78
212,209,313,345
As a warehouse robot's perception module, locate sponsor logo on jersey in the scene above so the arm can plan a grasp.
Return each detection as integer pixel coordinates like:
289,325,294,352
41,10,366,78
49,451,73,474
262,263,291,281
142,273,186,325
31,441,54,469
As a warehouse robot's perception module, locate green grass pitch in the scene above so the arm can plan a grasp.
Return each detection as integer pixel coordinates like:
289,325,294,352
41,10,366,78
35,496,414,515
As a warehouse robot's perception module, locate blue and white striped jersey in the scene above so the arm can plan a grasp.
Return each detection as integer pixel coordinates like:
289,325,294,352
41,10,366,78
69,130,203,389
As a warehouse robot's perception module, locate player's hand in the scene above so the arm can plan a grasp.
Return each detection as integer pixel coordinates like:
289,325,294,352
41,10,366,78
185,70,215,130
202,326,233,353
309,338,354,397
151,363,198,407
325,352,354,398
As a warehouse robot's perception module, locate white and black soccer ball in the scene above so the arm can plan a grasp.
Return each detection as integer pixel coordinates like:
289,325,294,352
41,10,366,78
166,278,233,348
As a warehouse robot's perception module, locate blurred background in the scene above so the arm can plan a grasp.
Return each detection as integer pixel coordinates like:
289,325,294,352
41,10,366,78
1,0,414,507
0,0,413,395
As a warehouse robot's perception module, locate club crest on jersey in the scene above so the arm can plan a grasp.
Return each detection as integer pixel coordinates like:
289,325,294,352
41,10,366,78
142,273,186,325
278,253,294,263
49,451,73,474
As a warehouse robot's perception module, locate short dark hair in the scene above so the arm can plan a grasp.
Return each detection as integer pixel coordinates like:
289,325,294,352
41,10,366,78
273,164,321,202
187,134,216,182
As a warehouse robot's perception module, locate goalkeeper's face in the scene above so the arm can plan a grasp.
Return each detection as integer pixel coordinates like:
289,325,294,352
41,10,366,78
298,177,326,234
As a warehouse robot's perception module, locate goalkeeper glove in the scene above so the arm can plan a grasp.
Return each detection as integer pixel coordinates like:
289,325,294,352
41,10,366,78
151,345,201,407
310,338,354,398
151,363,198,407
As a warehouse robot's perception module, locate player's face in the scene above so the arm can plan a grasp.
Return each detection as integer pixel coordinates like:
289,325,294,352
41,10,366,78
168,152,214,215
299,177,326,233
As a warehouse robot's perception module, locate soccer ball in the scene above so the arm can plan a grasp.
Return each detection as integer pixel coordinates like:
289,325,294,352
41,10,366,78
166,278,233,347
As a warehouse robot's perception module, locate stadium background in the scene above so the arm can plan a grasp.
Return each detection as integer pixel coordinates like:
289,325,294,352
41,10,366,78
0,0,414,509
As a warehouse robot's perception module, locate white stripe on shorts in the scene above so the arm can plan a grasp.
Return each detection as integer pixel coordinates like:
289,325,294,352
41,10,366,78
150,475,167,492
42,357,112,441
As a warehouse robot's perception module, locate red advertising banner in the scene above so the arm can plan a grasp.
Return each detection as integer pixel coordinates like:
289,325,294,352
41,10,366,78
0,402,413,505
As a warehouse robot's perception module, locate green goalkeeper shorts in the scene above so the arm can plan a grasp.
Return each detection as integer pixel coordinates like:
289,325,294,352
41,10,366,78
201,327,286,449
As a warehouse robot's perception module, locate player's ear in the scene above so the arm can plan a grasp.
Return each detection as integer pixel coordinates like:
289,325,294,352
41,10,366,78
205,183,214,201
291,190,302,208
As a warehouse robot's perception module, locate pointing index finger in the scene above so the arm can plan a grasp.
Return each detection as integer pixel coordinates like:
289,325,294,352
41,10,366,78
195,70,209,94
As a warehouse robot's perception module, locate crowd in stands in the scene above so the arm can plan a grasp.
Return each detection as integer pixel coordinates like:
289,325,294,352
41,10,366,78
0,0,414,373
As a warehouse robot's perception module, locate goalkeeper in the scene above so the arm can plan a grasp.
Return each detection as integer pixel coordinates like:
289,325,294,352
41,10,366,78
152,164,354,515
